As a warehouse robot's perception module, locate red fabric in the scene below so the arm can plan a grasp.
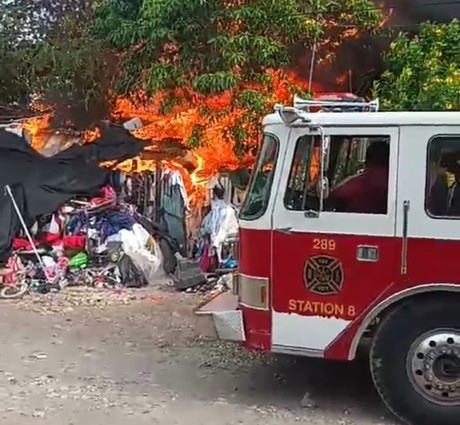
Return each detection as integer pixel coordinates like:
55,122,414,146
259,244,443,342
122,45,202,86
40,232,60,244
13,238,33,250
14,235,85,251
199,243,217,272
63,235,86,250
102,185,116,199
2,255,24,284
90,185,116,206
331,166,388,214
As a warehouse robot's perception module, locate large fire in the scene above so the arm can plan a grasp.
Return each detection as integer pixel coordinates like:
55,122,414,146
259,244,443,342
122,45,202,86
22,69,310,206
23,115,53,150
111,69,310,204
19,4,394,207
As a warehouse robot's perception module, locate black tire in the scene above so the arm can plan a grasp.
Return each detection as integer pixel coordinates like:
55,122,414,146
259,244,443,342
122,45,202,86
370,297,460,425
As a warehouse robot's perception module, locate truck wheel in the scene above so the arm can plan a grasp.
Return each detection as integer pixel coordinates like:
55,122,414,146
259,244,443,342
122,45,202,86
370,297,460,425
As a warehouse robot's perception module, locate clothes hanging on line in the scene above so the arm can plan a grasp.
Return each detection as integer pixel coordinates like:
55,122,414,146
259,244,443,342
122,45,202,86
200,198,238,263
162,168,188,207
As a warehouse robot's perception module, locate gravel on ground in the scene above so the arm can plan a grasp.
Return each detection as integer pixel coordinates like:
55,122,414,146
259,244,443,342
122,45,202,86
0,286,399,425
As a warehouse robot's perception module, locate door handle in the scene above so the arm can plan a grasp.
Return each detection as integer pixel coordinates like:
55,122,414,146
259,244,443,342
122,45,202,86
276,227,292,234
401,200,410,275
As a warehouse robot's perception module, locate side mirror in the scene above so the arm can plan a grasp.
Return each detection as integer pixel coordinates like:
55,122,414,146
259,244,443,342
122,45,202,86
275,107,301,125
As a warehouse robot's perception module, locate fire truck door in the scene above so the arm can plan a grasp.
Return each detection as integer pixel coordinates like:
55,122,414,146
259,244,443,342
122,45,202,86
270,126,400,355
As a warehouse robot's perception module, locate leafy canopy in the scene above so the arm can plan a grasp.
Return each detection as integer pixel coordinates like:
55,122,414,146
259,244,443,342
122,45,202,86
93,0,384,95
0,0,389,148
89,0,384,157
375,19,460,110
0,0,112,127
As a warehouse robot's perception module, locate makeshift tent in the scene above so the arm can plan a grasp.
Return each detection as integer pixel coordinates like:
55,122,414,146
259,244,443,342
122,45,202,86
0,125,147,264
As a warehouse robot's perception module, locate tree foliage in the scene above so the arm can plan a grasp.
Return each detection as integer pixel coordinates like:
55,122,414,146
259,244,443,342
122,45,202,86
0,0,113,127
31,14,114,128
0,0,36,105
375,19,460,110
90,0,384,158
93,0,383,95
0,0,388,161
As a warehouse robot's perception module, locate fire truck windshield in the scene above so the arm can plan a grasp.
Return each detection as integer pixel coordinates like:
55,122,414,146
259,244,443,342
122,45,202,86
240,133,278,220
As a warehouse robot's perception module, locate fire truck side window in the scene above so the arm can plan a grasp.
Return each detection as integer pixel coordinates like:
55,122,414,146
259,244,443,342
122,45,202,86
284,135,321,211
240,134,279,220
285,135,390,214
426,135,460,218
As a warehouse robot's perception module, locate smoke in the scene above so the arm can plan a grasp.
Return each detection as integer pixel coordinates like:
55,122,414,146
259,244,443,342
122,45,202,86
379,0,460,25
297,1,460,96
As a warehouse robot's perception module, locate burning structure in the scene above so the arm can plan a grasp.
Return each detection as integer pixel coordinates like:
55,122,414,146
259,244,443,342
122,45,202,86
11,4,402,211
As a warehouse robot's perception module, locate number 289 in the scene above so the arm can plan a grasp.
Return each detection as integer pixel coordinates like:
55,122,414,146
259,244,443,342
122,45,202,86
313,238,336,251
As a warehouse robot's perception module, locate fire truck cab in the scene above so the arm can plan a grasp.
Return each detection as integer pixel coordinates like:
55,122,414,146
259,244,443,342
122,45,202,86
199,95,460,425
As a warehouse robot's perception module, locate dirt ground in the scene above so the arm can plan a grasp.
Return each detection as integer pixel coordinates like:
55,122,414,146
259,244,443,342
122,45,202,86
0,286,399,425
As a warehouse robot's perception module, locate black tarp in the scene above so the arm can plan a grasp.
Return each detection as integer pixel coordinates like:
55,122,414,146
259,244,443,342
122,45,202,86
53,124,149,163
0,125,147,264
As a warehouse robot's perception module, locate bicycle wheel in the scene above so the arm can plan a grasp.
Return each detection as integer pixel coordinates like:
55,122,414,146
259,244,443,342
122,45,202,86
0,282,28,299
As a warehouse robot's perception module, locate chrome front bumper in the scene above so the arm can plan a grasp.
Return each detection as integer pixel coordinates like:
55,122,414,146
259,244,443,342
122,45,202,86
195,291,246,342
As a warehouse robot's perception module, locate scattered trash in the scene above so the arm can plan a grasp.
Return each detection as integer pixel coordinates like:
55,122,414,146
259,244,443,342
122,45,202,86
150,295,165,304
5,196,170,298
1,126,241,304
300,391,317,409
32,410,45,418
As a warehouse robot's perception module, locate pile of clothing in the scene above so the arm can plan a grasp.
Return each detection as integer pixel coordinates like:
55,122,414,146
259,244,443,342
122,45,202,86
7,186,179,294
0,124,198,295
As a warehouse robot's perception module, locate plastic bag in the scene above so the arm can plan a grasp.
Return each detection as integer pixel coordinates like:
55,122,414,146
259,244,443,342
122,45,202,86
117,255,148,288
124,248,164,284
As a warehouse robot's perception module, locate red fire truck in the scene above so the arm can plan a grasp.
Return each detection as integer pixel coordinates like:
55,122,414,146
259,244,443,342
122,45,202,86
198,94,460,425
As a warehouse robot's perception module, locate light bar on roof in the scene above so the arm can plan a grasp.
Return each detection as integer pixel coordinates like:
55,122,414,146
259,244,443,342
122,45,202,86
294,94,379,113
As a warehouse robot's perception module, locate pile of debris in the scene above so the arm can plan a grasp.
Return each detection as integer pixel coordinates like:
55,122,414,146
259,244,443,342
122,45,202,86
6,189,173,295
0,120,242,301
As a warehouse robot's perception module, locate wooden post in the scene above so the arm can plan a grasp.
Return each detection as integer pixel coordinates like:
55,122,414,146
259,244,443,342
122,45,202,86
154,163,162,223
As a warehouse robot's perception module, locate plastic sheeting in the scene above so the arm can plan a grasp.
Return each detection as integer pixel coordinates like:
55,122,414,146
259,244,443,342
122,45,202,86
201,199,238,262
0,125,148,264
106,223,165,284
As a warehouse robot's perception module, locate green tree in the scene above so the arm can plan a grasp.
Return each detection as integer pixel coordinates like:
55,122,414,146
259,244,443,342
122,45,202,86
93,0,383,95
92,0,384,154
0,0,114,127
31,13,114,128
375,19,460,111
0,0,36,105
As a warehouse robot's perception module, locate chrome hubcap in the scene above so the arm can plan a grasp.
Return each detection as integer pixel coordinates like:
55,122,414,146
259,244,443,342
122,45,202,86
407,330,460,406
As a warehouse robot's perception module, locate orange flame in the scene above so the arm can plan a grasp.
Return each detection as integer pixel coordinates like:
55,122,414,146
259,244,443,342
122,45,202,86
23,114,53,150
20,2,394,206
107,69,308,204
83,127,101,142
